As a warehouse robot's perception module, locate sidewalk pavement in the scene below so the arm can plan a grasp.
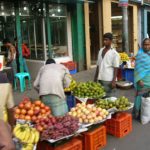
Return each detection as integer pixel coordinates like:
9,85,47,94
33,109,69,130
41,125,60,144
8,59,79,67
13,68,150,150
13,68,135,104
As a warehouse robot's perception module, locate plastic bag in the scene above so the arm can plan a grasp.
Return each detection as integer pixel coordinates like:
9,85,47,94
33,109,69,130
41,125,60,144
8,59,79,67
141,97,150,124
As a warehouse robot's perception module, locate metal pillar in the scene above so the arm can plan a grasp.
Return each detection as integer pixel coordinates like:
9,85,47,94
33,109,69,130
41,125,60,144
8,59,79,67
76,4,85,71
122,6,129,54
15,2,24,72
46,3,52,58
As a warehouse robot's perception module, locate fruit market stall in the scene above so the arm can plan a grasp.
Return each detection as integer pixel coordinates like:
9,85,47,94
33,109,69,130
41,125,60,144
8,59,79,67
12,79,134,150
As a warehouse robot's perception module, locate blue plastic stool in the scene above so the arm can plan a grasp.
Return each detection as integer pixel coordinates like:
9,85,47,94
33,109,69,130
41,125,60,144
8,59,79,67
14,72,31,92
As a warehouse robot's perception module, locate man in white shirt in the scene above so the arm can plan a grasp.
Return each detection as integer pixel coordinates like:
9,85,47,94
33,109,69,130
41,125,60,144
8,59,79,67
94,33,120,96
34,59,71,116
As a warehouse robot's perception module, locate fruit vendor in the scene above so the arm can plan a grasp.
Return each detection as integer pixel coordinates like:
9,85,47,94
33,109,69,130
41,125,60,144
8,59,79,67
94,33,120,97
0,119,15,150
3,38,17,77
0,72,15,126
34,58,71,116
133,38,150,120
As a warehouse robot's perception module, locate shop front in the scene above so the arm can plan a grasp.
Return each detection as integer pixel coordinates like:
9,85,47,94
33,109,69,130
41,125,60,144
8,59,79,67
84,0,139,69
141,0,150,40
0,0,88,79
103,0,139,54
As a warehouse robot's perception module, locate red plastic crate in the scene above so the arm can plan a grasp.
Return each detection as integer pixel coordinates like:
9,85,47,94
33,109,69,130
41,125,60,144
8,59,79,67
105,112,132,138
117,68,122,81
81,125,107,150
61,61,77,71
36,138,82,150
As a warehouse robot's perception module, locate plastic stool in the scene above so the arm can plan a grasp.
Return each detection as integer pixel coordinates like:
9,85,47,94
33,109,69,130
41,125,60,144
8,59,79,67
14,72,31,92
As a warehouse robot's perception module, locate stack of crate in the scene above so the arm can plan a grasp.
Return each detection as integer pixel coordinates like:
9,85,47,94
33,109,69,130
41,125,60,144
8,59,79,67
61,61,77,75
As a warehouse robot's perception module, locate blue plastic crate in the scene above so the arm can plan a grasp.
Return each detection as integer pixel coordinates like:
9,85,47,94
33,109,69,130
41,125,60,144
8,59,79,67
66,94,75,110
122,69,126,80
124,69,134,83
69,69,77,75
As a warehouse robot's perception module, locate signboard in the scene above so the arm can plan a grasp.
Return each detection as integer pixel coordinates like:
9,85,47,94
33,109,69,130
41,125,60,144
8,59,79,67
119,0,128,6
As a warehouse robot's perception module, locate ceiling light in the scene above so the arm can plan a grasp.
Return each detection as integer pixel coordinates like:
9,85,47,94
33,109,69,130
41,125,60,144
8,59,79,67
1,6,4,10
111,16,122,19
23,7,27,11
1,12,4,15
52,14,55,17
19,12,21,15
58,8,61,12
12,12,15,15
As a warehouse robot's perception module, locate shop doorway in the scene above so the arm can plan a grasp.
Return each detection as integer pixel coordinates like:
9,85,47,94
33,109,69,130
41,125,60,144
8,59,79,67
89,2,100,65
111,2,133,53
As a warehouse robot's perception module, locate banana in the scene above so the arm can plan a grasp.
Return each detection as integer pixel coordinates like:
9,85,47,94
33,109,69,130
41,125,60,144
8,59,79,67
30,131,36,144
22,143,34,150
13,124,21,136
23,127,31,143
26,130,35,144
32,128,40,143
26,143,34,150
19,130,27,142
15,129,22,139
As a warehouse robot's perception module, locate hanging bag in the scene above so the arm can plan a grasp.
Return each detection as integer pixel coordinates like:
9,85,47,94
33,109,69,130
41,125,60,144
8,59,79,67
141,96,150,124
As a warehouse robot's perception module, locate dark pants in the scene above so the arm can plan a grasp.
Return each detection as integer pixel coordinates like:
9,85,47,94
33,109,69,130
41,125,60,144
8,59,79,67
99,80,115,97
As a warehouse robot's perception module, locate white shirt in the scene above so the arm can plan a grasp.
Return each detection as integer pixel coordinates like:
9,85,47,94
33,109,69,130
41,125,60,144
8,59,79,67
97,47,120,81
33,64,71,100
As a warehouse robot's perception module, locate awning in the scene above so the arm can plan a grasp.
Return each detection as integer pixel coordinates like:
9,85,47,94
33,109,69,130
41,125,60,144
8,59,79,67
44,0,95,3
4,0,95,4
130,0,150,6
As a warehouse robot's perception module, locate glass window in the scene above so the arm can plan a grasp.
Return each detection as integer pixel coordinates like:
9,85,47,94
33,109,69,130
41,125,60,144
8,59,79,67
47,5,68,58
0,2,69,60
20,2,45,60
0,2,15,43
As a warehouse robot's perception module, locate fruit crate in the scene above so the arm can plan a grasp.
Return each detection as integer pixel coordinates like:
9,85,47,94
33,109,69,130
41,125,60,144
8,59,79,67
80,125,106,150
69,68,77,75
61,61,77,71
117,68,122,81
36,138,82,150
124,68,134,83
105,112,132,138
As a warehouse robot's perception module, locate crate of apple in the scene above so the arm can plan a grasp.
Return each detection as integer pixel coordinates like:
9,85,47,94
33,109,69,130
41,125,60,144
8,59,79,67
68,103,109,124
14,98,51,122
